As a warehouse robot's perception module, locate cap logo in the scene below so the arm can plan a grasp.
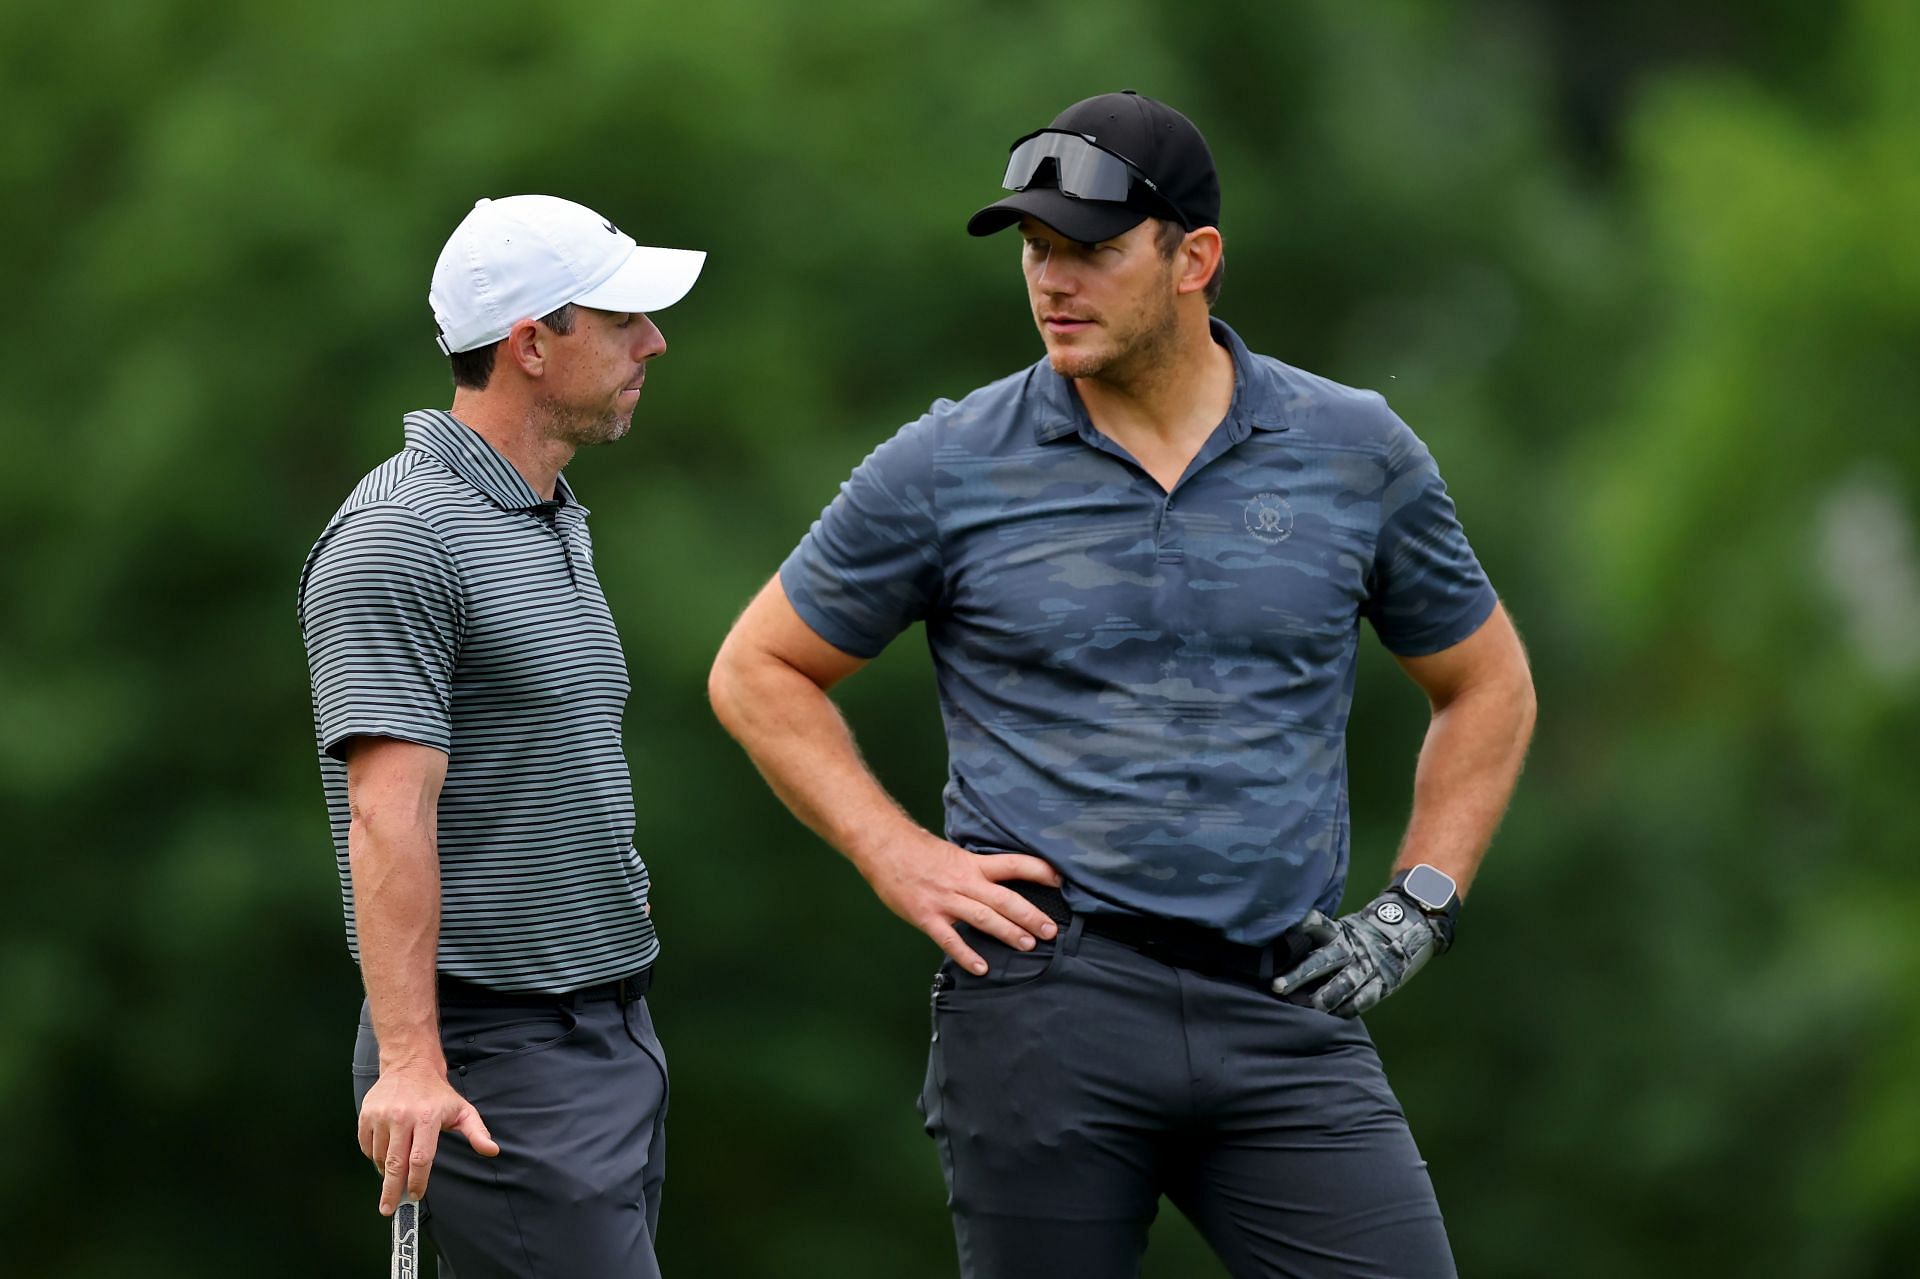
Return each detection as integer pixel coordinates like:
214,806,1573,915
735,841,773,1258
603,218,620,236
1244,493,1293,544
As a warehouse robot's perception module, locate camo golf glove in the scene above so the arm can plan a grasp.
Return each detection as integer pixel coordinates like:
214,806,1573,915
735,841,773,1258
1270,888,1451,1018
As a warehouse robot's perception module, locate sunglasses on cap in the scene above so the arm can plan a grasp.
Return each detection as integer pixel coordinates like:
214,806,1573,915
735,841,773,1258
1000,129,1191,229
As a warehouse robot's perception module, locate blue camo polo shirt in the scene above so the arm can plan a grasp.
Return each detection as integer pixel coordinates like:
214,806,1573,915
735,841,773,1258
780,319,1498,944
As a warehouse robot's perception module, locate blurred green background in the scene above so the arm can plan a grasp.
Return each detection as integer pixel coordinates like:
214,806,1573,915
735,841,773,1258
5,0,1918,1274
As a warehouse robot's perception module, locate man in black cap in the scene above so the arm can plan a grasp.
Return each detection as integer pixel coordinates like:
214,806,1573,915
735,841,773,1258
710,92,1535,1277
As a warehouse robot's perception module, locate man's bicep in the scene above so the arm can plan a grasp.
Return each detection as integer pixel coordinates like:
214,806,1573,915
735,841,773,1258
1391,603,1530,707
343,736,449,826
723,574,872,691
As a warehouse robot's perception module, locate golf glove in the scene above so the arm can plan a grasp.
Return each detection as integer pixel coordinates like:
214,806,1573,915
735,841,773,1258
1271,890,1447,1018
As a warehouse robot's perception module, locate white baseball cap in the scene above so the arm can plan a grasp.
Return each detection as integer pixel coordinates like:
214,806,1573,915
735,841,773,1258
430,194,707,355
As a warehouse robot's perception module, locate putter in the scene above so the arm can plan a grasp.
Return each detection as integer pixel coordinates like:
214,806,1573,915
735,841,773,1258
390,1195,420,1279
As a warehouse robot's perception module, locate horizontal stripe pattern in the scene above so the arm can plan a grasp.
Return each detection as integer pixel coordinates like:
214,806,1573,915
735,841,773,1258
298,410,655,992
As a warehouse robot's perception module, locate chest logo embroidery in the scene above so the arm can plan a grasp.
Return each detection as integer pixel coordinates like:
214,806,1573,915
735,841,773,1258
1243,493,1294,544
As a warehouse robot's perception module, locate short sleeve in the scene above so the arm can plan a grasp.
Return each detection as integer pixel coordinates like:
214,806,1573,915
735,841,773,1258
298,503,464,760
778,418,944,659
1362,414,1498,656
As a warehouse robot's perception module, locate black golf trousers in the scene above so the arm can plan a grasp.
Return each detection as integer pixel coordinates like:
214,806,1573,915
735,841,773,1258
352,985,669,1278
919,918,1456,1279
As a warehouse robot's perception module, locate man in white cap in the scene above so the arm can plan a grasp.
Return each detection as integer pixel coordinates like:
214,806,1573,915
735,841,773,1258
298,194,704,1277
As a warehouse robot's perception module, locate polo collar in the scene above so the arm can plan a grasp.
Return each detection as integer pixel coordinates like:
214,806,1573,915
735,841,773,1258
1030,317,1293,444
402,410,582,512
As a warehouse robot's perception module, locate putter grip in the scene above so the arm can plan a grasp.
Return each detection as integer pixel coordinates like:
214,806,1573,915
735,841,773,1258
391,1197,420,1279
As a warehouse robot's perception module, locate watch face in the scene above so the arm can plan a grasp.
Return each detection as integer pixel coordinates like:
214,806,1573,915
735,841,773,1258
1402,864,1457,912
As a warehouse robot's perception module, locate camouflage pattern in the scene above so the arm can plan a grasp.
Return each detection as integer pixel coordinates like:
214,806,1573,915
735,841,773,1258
780,319,1495,944
1270,889,1445,1017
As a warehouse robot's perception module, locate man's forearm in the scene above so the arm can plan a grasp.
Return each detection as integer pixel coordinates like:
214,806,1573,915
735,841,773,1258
349,818,445,1073
711,600,1062,974
1394,674,1536,896
710,653,926,873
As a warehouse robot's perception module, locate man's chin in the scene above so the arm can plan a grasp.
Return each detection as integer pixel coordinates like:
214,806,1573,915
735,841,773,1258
1038,330,1099,375
566,416,632,447
1045,346,1109,379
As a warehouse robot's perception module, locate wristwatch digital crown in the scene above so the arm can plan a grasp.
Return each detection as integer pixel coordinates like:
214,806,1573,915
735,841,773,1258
1385,863,1461,951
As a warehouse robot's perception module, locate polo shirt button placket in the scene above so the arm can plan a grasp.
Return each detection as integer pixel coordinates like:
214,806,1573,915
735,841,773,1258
542,511,581,589
1157,495,1184,565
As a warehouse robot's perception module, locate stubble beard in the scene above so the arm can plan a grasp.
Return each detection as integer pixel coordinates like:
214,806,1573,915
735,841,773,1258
536,395,633,449
1040,279,1181,387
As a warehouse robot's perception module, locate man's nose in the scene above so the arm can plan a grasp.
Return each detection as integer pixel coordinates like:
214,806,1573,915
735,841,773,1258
634,316,667,360
1033,251,1076,293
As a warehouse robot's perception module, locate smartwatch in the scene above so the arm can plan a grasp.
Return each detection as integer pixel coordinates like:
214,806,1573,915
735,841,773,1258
1387,863,1461,951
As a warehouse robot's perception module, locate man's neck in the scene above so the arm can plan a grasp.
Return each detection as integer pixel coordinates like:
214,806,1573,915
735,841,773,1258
1073,315,1235,462
447,389,574,502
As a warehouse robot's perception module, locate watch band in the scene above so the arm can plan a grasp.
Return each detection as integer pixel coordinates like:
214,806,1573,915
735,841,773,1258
1388,863,1461,950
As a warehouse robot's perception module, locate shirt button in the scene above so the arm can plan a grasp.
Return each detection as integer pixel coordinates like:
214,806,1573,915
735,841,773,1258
456,1065,468,1076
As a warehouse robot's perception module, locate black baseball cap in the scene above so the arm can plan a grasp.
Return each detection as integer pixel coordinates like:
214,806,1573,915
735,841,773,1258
967,90,1220,243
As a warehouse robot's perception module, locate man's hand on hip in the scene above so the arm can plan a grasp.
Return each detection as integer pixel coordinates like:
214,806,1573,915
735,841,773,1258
857,832,1061,975
357,1062,500,1215
1271,890,1446,1018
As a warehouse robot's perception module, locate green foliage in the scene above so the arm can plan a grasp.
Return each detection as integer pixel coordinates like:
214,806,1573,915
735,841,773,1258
3,1,1915,1275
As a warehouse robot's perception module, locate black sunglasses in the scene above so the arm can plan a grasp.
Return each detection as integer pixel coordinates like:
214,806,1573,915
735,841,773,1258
1000,129,1190,229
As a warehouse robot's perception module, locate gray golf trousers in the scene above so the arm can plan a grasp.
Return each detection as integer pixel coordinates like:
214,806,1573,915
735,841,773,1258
919,918,1456,1279
352,981,668,1278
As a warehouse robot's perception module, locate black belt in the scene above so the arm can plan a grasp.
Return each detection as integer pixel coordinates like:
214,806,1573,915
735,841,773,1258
437,965,654,1009
1009,882,1313,988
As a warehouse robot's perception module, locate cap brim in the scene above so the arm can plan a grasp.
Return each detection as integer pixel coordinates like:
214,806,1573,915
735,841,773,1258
966,188,1147,243
572,245,707,313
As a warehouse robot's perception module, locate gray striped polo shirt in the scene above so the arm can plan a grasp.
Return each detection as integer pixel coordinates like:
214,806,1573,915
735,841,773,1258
298,409,656,992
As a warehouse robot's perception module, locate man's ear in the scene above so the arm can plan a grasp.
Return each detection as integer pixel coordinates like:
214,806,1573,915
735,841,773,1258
501,318,548,378
1175,227,1223,298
